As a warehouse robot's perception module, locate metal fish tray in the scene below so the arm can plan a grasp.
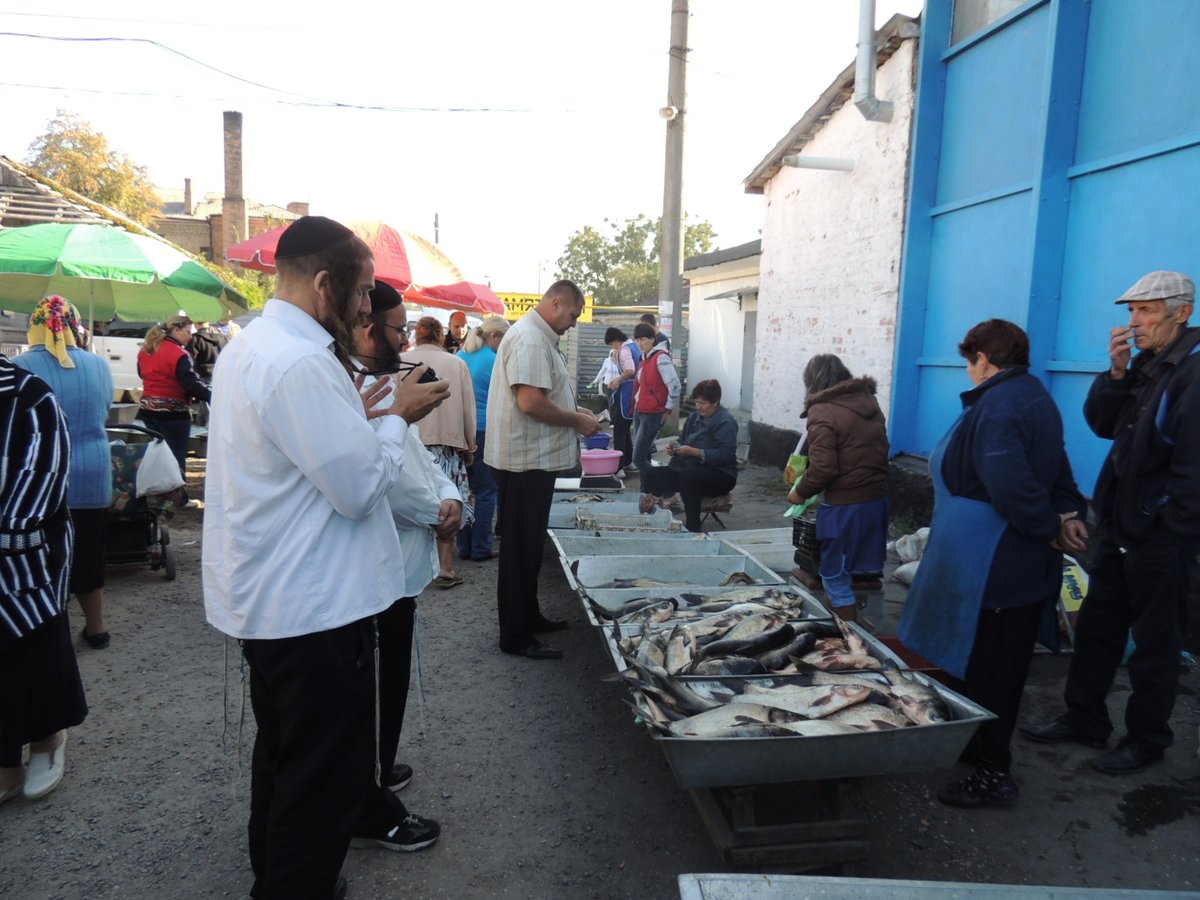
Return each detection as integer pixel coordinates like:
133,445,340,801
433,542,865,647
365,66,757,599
585,585,829,629
721,541,797,575
566,554,782,594
551,533,722,563
576,507,681,532
675,874,1180,899
632,673,995,787
602,617,899,673
551,491,643,505
548,502,664,529
583,584,824,617
718,527,793,546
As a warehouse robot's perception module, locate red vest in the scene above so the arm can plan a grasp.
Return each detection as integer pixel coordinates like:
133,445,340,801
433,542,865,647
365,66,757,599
139,339,188,400
635,349,669,414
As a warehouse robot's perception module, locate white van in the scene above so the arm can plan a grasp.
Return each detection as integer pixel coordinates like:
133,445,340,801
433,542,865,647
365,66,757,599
91,322,155,393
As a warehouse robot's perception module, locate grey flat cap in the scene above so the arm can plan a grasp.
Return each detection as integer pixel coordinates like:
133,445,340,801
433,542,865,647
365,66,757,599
1115,270,1195,305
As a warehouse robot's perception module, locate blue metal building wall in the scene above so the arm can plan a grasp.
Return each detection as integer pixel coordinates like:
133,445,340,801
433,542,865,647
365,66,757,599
893,0,1200,492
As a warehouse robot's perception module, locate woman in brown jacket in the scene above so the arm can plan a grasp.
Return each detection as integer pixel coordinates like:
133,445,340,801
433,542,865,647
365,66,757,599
787,354,889,620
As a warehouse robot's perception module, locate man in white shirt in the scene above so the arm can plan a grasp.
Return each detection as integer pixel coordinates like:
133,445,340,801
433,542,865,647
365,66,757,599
203,216,448,900
346,281,459,855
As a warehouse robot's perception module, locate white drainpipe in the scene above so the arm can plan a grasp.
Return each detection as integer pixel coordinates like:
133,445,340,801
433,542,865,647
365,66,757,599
782,154,856,172
855,0,893,122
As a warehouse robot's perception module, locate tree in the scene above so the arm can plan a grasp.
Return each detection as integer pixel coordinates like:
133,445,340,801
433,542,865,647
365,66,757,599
25,110,161,227
555,214,716,306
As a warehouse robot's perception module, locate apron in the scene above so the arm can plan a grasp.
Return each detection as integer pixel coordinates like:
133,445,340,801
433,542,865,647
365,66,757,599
897,412,1007,680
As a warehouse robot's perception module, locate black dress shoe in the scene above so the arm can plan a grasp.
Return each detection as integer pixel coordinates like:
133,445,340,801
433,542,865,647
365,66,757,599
1018,716,1108,748
1091,739,1163,775
532,615,569,633
501,639,563,660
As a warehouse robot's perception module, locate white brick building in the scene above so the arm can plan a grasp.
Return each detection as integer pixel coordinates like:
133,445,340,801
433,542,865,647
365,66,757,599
743,14,919,461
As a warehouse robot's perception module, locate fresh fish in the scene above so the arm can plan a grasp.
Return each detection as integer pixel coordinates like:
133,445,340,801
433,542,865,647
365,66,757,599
668,702,777,736
881,664,951,725
616,649,721,714
599,596,678,621
562,492,605,502
719,572,759,586
698,622,796,663
622,601,680,629
742,682,873,718
769,719,863,737
809,670,891,691
757,632,818,671
688,656,768,676
834,616,868,656
600,577,687,589
825,703,912,730
795,651,883,671
723,612,788,643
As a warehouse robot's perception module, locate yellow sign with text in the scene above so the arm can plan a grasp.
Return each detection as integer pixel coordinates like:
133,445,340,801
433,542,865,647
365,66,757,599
499,292,593,323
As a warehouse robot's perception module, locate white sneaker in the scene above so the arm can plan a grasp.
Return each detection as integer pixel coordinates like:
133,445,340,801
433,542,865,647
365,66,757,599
23,732,66,800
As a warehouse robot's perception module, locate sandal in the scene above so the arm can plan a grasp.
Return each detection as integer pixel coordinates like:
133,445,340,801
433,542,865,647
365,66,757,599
435,573,464,589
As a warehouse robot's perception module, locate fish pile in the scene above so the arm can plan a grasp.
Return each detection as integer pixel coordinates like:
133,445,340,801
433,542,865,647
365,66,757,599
612,607,885,677
589,587,815,628
617,653,952,739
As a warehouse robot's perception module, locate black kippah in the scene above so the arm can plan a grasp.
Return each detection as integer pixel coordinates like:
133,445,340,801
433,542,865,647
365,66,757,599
368,280,404,313
275,216,355,259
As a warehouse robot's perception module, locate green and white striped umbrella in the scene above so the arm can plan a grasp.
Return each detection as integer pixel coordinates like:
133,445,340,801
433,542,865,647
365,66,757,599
0,223,248,321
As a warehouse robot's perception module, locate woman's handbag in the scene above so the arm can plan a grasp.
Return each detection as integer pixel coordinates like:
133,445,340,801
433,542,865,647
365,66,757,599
135,438,185,497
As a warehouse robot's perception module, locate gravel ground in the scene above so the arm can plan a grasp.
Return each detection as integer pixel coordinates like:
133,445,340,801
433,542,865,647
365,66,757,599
0,462,1196,899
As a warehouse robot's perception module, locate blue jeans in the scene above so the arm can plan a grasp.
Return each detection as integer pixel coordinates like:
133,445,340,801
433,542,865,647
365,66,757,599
457,430,498,559
632,411,663,489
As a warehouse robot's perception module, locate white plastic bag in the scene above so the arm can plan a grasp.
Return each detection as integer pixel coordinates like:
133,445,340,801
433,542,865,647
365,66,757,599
135,438,185,497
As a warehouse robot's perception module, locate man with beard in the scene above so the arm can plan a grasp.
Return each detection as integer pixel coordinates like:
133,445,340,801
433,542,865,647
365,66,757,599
203,216,449,900
346,281,456,854
486,279,599,659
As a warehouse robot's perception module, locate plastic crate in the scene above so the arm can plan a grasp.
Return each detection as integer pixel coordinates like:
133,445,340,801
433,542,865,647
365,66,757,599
791,512,820,576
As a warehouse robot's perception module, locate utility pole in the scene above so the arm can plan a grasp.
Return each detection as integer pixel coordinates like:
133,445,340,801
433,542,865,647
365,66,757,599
434,212,439,243
659,0,688,428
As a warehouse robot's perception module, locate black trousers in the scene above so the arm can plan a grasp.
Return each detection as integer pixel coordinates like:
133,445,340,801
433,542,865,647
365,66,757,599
641,464,737,532
949,599,1047,772
610,401,633,469
1063,532,1194,749
494,468,557,650
355,597,416,833
243,619,376,900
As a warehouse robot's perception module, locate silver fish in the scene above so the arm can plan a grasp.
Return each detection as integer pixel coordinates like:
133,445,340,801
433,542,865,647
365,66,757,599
881,664,951,725
743,682,873,718
668,702,777,736
825,703,911,730
719,572,759,586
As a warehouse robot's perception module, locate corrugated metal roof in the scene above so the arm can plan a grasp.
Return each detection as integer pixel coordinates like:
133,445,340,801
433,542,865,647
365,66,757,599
684,239,762,272
743,14,920,195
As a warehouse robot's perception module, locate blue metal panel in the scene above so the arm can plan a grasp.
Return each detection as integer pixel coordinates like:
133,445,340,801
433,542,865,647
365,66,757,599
891,1,954,455
935,4,1050,205
1050,373,1107,494
923,192,1034,357
1075,0,1200,165
914,366,969,457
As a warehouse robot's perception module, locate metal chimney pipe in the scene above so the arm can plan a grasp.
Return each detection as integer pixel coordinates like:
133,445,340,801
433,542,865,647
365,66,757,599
854,0,893,122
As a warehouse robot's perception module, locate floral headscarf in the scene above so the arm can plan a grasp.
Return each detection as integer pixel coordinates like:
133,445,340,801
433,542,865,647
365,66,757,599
28,296,82,368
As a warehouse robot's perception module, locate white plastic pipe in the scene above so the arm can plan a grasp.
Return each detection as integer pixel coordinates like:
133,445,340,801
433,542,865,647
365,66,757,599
782,154,856,172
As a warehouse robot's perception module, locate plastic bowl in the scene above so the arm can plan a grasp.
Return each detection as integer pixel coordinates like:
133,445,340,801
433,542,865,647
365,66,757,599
584,433,612,450
580,448,623,476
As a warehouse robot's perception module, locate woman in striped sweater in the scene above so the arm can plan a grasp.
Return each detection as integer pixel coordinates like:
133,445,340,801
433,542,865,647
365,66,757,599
0,354,87,804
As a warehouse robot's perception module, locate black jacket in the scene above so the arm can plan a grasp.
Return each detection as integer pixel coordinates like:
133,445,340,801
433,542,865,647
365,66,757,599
1085,326,1200,549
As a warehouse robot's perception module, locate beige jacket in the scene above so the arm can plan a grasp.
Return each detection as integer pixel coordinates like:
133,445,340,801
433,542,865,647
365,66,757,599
400,343,477,451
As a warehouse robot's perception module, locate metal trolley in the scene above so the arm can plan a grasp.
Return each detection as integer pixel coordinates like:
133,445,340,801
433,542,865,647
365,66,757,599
107,423,176,580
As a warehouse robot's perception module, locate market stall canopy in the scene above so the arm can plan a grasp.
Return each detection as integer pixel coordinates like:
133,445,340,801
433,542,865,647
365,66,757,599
0,223,247,321
226,219,504,315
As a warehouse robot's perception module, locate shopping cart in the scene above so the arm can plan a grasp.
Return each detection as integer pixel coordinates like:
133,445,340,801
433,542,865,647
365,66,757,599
107,423,176,580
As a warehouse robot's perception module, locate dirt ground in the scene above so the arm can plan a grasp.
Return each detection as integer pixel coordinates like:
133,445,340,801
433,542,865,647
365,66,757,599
1,461,1197,899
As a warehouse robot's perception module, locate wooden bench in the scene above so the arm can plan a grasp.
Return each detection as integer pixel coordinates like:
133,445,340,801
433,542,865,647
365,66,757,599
699,493,734,529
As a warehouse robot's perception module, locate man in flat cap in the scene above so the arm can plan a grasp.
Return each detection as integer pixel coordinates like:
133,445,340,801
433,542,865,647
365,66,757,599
1022,270,1200,775
203,216,449,899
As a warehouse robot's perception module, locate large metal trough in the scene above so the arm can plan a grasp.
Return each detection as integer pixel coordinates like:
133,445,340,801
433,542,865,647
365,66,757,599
566,554,782,594
633,673,994,788
552,533,723,563
548,502,674,530
675,874,1186,899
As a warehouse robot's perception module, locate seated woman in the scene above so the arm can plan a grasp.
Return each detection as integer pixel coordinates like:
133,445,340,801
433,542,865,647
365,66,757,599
639,379,738,532
787,354,889,621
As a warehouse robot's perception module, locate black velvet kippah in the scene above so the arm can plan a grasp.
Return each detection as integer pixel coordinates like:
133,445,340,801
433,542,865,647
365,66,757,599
275,216,355,259
368,281,404,313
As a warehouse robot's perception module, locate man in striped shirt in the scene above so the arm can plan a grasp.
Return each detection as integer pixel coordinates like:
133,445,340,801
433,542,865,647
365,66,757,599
485,280,599,659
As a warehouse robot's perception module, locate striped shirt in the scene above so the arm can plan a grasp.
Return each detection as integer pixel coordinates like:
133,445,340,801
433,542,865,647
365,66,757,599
484,309,580,473
0,356,73,643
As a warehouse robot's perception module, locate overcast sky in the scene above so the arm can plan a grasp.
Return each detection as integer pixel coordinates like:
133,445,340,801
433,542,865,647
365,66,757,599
0,1,923,291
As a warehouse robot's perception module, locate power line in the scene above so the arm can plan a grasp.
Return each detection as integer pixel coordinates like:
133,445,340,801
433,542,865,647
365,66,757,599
0,32,549,112
0,9,291,30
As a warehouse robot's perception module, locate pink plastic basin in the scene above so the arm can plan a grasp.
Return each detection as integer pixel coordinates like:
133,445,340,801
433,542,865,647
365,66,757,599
580,448,623,476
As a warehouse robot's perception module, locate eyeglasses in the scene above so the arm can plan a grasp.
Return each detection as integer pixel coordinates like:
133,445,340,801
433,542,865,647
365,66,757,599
379,322,408,338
